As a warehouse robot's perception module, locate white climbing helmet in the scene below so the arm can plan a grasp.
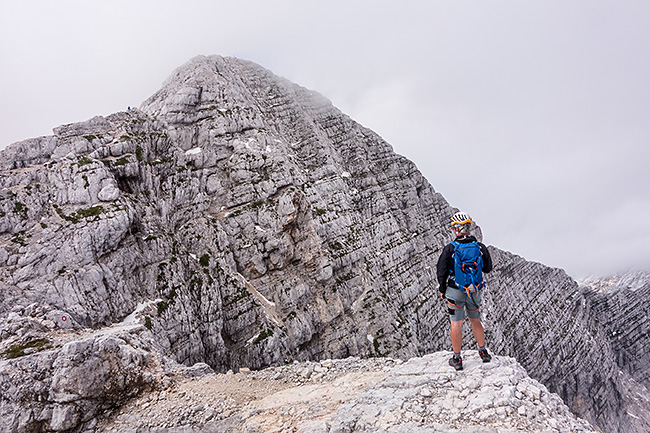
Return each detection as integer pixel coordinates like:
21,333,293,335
451,211,472,227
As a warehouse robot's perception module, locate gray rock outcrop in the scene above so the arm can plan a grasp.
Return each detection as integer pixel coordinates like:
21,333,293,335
1,55,648,432
0,325,169,432
96,353,599,433
328,352,598,433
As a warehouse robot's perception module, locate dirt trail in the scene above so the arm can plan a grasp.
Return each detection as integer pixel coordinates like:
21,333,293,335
97,357,399,432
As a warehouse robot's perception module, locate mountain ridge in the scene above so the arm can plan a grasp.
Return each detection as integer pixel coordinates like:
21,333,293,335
1,55,648,432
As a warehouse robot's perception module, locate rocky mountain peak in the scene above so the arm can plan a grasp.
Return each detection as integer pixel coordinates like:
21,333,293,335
0,55,648,433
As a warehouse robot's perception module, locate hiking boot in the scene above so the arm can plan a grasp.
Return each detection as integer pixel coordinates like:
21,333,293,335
479,348,492,363
449,356,463,370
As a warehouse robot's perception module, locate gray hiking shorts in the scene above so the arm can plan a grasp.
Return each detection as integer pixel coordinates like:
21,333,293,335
445,286,481,321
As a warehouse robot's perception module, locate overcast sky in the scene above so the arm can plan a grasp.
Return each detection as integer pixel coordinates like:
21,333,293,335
2,1,649,279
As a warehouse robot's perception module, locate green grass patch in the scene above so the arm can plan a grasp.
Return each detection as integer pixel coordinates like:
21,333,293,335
53,204,105,223
113,156,131,166
2,337,52,359
78,156,93,166
157,301,169,316
253,327,274,344
13,201,28,219
10,231,28,246
76,205,105,219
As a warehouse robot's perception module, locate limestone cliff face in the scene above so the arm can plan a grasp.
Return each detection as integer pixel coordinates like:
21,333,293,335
581,272,650,383
1,56,453,371
0,55,647,433
580,272,650,432
482,250,632,432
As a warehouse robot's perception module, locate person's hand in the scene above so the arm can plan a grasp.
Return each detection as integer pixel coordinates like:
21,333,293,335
439,292,445,300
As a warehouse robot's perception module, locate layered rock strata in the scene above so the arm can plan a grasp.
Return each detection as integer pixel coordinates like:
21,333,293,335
0,55,647,432
580,272,650,431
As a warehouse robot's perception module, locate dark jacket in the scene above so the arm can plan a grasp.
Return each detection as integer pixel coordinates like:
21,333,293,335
436,235,493,295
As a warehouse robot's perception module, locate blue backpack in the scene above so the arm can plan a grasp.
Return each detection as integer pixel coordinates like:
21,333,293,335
451,240,485,297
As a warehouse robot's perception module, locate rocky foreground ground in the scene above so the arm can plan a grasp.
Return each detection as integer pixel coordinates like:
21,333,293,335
95,352,597,433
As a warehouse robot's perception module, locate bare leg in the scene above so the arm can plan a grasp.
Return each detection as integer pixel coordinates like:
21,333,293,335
450,320,463,353
468,317,485,347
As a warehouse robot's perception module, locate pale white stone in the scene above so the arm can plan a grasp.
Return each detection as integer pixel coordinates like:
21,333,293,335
98,184,120,202
518,405,527,416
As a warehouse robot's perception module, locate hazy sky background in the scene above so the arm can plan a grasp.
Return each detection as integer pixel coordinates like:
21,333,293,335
1,0,649,279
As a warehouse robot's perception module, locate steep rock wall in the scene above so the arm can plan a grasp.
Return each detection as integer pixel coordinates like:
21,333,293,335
483,249,631,431
581,272,650,385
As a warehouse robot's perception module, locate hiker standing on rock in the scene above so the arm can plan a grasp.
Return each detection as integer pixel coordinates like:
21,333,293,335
436,211,493,370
